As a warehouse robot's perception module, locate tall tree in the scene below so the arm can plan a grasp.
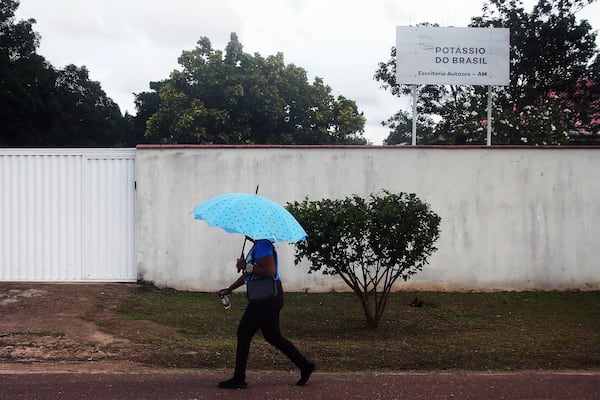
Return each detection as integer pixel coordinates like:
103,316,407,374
472,0,598,144
47,64,131,146
131,87,161,145
137,33,367,145
375,0,599,145
0,0,132,147
0,0,52,145
382,110,439,145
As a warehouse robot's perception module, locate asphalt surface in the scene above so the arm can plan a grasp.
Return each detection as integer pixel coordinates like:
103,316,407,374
1,368,599,400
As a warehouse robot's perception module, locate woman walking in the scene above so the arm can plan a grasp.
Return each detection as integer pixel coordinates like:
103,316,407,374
217,238,315,389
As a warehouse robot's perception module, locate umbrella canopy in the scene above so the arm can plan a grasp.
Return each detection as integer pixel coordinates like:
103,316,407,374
193,193,307,243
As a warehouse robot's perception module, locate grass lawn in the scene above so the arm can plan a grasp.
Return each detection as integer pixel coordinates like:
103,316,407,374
111,289,600,372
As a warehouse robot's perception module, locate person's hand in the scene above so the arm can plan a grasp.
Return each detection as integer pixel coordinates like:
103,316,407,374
217,288,231,298
236,258,246,272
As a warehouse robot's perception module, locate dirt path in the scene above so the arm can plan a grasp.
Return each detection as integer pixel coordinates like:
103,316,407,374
0,282,156,368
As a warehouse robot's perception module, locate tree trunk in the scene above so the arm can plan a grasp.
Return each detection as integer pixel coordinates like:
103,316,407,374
359,296,378,329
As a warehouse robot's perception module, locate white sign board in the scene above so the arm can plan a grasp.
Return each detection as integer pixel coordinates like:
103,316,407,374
396,27,510,86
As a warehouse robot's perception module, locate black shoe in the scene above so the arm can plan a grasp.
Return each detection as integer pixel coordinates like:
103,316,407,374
296,363,315,386
218,378,248,389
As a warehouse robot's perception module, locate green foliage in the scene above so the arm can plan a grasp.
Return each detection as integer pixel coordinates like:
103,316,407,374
375,0,599,145
471,0,599,144
47,64,132,146
383,110,440,145
286,191,441,328
0,0,133,147
137,33,367,145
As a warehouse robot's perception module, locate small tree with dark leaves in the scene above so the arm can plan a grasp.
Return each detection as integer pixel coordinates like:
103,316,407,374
287,191,441,329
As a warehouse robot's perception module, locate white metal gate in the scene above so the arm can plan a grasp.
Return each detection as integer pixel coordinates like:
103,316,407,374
0,149,136,282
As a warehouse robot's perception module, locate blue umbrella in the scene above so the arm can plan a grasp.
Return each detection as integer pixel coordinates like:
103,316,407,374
193,193,307,243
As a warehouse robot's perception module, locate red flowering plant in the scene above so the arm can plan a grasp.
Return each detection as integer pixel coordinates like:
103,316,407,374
489,80,600,145
495,93,571,145
566,80,600,139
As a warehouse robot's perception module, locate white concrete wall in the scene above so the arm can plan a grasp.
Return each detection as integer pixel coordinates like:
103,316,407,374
135,146,600,292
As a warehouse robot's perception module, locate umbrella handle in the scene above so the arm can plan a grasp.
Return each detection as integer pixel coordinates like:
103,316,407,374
240,240,247,259
239,184,260,259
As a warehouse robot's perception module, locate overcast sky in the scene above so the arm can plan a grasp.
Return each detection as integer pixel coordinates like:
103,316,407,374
14,0,600,144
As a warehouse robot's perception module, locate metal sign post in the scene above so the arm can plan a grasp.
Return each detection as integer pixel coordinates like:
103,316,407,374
487,85,493,146
412,84,418,145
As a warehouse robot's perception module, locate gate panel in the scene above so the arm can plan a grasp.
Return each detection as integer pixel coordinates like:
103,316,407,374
0,149,136,282
84,155,136,281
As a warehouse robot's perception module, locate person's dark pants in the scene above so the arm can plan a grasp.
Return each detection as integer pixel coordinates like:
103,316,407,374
234,291,311,381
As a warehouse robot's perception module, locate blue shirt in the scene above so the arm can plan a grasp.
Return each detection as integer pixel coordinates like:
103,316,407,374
245,239,279,282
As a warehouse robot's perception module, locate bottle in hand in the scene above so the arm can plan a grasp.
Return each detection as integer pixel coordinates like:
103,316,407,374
219,291,231,310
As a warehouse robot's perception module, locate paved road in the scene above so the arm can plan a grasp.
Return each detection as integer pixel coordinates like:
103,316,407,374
1,369,598,400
